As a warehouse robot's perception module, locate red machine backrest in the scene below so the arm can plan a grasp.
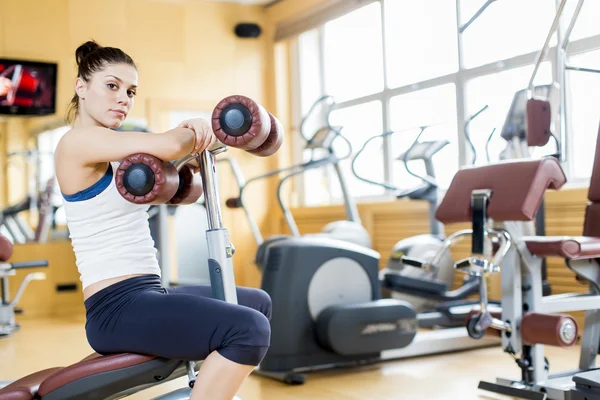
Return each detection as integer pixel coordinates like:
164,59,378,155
436,158,566,224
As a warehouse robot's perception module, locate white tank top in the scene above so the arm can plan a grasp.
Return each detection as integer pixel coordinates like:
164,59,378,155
61,162,161,290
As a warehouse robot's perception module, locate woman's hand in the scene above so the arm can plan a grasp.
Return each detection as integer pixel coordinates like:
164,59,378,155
177,118,217,173
177,118,217,156
0,77,12,97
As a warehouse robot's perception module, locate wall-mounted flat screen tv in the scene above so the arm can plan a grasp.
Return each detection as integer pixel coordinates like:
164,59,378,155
0,59,58,116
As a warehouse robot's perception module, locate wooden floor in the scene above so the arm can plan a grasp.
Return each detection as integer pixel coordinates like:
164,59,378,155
0,315,583,399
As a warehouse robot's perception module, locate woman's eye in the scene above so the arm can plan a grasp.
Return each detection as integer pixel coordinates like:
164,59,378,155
107,83,117,89
127,90,136,97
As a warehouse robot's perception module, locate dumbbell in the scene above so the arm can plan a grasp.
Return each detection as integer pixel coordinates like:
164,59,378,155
211,94,283,156
115,95,283,205
115,155,202,205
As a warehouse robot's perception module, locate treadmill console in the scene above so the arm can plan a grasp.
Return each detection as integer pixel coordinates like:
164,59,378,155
305,126,340,150
396,140,449,162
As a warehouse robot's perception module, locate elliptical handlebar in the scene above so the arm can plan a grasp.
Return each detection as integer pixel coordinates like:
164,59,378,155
351,130,398,192
484,127,497,164
299,94,336,143
401,126,440,189
276,131,355,237
351,123,443,197
463,104,493,165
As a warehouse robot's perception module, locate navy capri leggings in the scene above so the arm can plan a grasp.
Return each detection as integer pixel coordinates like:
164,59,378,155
84,275,272,366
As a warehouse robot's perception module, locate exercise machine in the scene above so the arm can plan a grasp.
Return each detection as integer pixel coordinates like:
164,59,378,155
433,152,581,400
224,100,371,272
0,177,55,245
350,107,484,309
0,94,281,400
457,1,600,398
470,84,557,297
0,235,48,337
439,141,600,400
249,125,500,384
279,95,371,248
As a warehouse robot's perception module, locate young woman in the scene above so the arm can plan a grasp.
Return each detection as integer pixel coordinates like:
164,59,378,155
54,40,271,400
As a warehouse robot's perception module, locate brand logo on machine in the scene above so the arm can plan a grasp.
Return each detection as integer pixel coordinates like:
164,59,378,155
361,323,397,335
360,319,418,335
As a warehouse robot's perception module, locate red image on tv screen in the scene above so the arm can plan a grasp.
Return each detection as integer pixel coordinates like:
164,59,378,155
0,63,55,108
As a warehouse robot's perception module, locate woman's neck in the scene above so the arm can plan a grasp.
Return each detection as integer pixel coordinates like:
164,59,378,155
74,110,104,129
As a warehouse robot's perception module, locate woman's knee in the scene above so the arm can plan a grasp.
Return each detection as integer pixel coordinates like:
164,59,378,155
238,287,272,320
240,308,271,347
254,289,272,321
219,308,271,366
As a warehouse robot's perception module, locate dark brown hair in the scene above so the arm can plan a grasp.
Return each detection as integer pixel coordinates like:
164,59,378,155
66,40,137,124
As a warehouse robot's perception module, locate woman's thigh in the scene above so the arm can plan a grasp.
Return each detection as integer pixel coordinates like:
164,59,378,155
166,285,272,319
87,288,270,363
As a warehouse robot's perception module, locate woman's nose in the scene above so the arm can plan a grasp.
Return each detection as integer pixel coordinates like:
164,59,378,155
117,91,129,105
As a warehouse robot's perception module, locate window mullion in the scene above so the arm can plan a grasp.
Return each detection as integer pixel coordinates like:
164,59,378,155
455,0,468,167
379,0,394,193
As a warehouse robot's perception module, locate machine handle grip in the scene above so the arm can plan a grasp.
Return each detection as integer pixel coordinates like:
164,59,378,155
11,260,49,269
401,256,425,268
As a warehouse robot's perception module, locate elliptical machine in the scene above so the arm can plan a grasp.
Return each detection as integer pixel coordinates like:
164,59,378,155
225,95,372,272
350,106,490,312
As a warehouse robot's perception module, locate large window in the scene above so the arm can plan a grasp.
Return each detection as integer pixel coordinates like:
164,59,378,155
290,0,600,206
464,62,554,165
567,49,600,178
389,84,458,189
329,100,384,199
323,2,384,102
385,0,458,88
460,0,556,68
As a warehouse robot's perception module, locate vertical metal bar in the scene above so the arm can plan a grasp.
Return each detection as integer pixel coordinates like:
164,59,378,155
156,204,171,288
471,192,488,255
200,150,237,304
579,299,600,369
499,240,523,356
528,0,568,95
1,275,8,305
561,0,585,52
333,162,361,224
201,152,223,230
379,0,394,193
456,0,468,168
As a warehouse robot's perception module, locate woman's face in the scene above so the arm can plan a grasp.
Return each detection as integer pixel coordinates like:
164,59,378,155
76,63,138,129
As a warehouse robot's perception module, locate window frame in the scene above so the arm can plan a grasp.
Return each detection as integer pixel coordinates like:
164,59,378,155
290,0,600,206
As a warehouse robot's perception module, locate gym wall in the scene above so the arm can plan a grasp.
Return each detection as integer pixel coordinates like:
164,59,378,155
0,0,294,315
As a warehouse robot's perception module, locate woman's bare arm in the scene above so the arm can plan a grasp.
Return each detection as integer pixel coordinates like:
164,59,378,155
58,126,196,166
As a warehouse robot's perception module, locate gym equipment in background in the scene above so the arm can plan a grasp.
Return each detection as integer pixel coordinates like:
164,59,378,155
461,2,600,397
0,234,48,337
278,95,371,249
350,103,499,315
0,94,282,400
474,84,557,297
224,95,371,274
440,146,600,400
0,177,55,245
245,128,499,385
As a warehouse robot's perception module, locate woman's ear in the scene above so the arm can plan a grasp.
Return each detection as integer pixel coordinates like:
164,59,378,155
75,77,86,100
